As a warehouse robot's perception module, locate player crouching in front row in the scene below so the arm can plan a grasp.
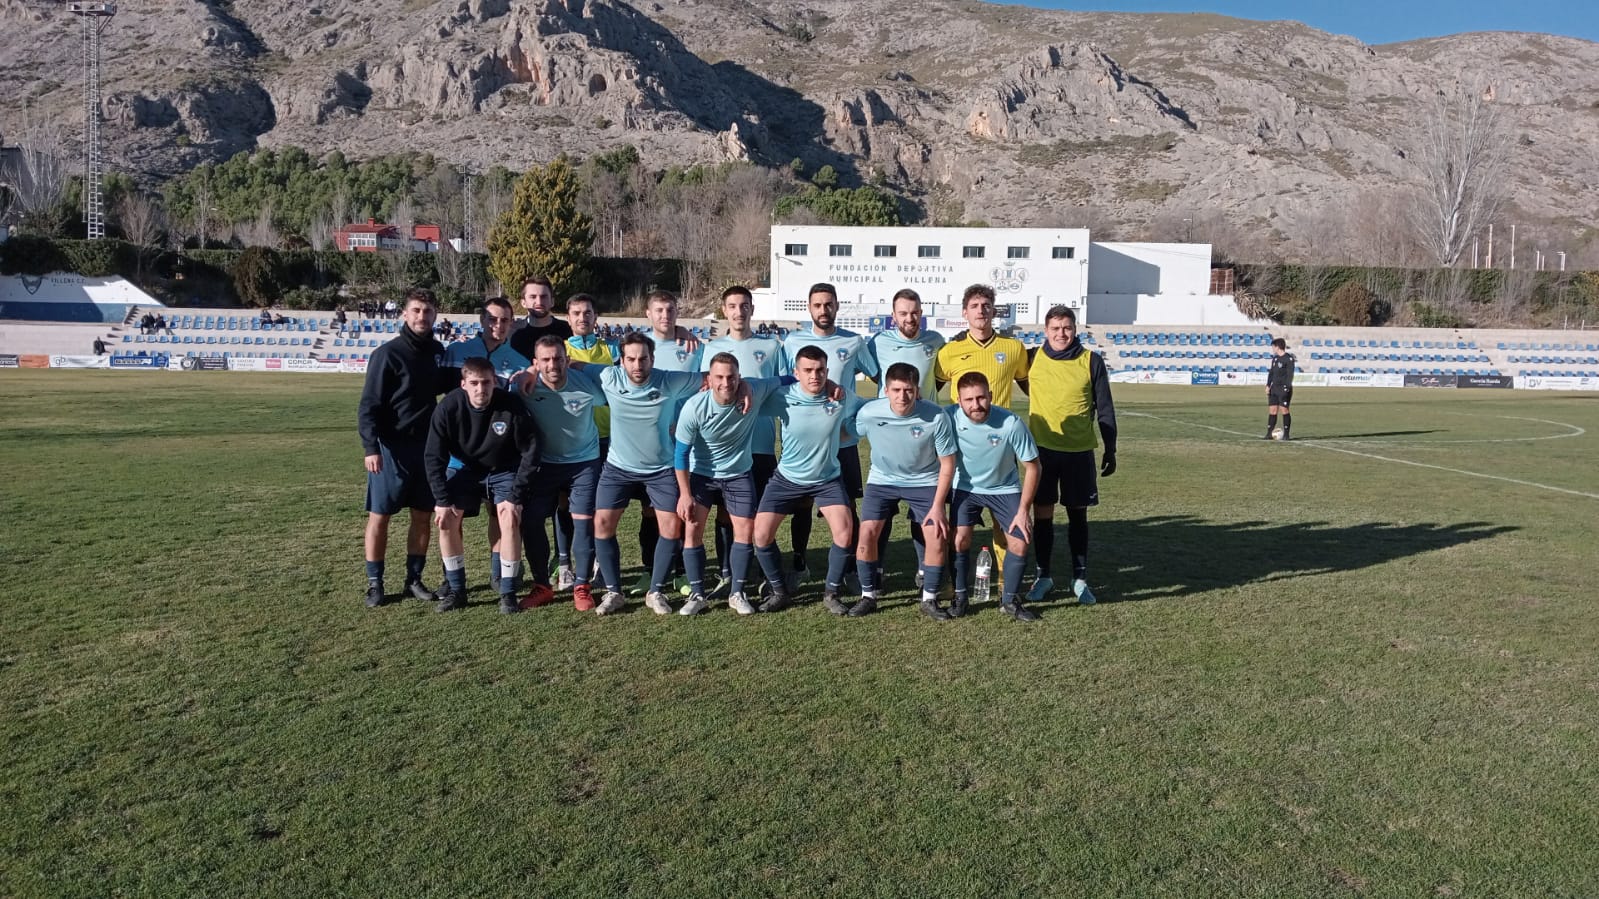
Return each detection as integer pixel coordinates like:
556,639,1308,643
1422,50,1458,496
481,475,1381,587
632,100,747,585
425,357,542,614
947,372,1043,621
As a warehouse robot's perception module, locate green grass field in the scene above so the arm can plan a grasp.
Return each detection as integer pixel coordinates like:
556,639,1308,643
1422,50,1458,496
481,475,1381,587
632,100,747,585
2,372,1597,897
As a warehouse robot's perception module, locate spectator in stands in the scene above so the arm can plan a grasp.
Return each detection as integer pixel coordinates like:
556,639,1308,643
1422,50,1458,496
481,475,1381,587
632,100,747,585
335,305,348,329
138,313,155,335
358,287,456,610
1265,338,1296,441
384,299,398,319
92,337,108,355
259,307,273,327
154,313,172,335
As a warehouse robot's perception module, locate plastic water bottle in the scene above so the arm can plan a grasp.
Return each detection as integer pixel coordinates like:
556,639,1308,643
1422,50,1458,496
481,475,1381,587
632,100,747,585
975,547,993,600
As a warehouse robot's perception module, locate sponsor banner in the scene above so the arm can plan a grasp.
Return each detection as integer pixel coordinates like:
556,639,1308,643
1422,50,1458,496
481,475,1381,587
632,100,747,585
1151,371,1191,385
19,354,49,369
1516,375,1598,391
178,356,229,371
1457,375,1513,389
109,353,170,369
1109,370,1143,384
341,358,369,374
1191,371,1219,385
1218,370,1269,386
1403,374,1457,388
1292,373,1329,387
1328,373,1376,387
228,357,269,371
0,354,17,368
1372,373,1405,388
49,354,112,369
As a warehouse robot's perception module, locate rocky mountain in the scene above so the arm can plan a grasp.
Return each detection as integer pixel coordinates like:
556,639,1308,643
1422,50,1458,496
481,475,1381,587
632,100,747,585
3,0,1597,253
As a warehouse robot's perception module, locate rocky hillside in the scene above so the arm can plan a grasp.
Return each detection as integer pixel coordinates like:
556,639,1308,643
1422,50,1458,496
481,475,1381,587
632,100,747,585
3,0,1597,251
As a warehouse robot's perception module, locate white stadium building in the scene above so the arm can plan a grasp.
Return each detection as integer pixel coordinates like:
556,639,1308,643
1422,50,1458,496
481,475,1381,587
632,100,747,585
753,225,1257,333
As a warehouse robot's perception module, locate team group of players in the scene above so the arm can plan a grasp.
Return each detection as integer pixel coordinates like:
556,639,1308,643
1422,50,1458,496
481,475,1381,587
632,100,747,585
358,277,1118,622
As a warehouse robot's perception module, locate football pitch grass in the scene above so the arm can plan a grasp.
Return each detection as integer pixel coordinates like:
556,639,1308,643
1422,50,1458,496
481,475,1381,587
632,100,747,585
2,372,1597,897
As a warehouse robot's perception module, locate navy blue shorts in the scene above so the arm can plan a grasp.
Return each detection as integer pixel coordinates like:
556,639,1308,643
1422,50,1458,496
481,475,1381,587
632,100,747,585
595,462,679,511
953,490,1026,538
757,473,851,515
836,445,863,498
526,457,602,518
1037,447,1099,508
689,472,758,518
443,469,521,518
861,483,940,524
366,440,432,515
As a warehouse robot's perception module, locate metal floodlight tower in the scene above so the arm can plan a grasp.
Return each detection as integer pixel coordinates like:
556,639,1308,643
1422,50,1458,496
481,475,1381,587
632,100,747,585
69,2,118,240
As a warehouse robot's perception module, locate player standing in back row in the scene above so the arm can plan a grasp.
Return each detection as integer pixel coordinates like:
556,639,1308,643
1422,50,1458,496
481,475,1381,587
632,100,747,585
1265,338,1295,441
1026,305,1116,606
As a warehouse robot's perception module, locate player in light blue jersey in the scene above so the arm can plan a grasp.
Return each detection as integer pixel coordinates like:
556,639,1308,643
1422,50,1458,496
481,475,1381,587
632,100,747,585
646,289,703,373
781,282,879,585
583,332,722,616
634,289,702,596
700,286,788,594
443,296,530,384
948,371,1042,622
853,363,958,620
521,335,608,611
673,352,787,616
751,344,865,613
865,288,947,580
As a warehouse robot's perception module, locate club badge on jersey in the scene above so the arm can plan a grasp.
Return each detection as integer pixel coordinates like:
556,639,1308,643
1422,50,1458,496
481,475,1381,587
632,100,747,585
995,352,1007,364
911,426,925,440
492,421,508,436
836,348,850,363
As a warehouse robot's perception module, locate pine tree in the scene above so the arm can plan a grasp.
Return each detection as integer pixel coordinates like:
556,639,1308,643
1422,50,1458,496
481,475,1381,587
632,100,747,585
487,156,593,296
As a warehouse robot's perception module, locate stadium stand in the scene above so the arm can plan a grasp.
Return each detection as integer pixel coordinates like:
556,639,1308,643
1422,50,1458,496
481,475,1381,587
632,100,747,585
3,308,1595,377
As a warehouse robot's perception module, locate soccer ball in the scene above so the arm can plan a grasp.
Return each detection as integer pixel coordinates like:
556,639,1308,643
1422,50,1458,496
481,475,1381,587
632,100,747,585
1271,428,1285,440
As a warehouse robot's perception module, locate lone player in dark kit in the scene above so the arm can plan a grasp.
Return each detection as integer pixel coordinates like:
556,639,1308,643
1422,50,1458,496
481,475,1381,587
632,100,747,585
1265,338,1296,441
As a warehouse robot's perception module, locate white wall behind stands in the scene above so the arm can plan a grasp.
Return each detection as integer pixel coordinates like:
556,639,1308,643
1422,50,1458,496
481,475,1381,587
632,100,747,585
765,225,1091,325
0,272,165,323
1088,242,1212,295
1087,294,1260,326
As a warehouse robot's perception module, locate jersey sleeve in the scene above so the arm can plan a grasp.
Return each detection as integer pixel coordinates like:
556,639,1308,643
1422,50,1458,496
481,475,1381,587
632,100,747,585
758,385,790,417
663,369,704,400
570,367,607,406
674,399,703,450
932,409,957,457
857,336,881,379
1008,416,1040,462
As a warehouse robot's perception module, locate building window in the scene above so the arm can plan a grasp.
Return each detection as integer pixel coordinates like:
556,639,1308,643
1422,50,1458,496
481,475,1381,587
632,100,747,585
1007,246,1030,259
873,245,897,258
784,243,808,256
1052,246,1075,259
829,244,852,257
917,245,941,258
962,246,985,259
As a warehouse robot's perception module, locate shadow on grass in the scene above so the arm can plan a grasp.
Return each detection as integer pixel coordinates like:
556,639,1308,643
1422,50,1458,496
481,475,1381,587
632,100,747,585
1304,429,1442,439
1097,514,1516,602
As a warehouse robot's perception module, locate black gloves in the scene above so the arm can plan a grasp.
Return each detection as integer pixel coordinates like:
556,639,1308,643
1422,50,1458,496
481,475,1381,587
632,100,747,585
1100,452,1117,478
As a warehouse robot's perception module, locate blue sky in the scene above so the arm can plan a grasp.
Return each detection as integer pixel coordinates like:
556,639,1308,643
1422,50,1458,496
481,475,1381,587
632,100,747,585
1017,1,1599,45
